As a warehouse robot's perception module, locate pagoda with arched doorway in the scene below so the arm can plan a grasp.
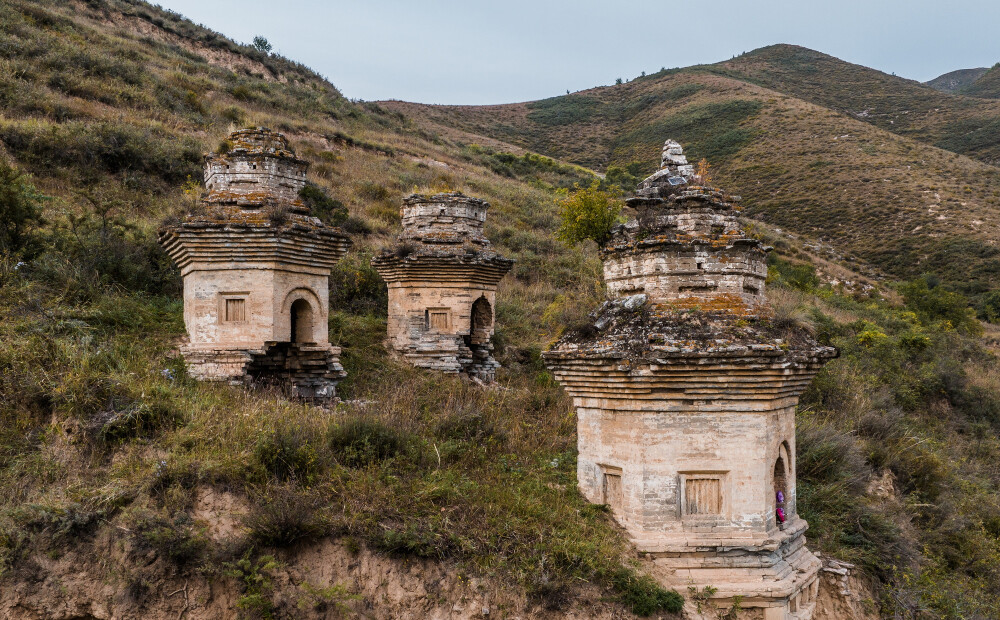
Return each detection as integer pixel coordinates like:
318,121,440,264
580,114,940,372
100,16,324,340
543,141,837,619
159,128,351,399
372,192,513,382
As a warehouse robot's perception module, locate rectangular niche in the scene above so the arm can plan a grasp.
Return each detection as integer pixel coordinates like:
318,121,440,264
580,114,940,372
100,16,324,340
600,465,624,515
679,472,727,518
220,293,249,323
425,308,450,331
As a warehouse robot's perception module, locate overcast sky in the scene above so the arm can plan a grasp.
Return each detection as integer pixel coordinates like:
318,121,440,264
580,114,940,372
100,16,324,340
154,0,1000,105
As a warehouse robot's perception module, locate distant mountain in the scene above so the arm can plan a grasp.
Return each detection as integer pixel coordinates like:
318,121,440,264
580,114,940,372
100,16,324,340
963,64,1000,98
389,45,1000,297
711,45,1000,165
926,67,989,93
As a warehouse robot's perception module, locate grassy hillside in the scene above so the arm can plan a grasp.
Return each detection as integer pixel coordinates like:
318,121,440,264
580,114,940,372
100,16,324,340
713,45,1000,165
3,1,1000,618
926,68,989,94
388,68,1000,303
0,0,674,615
964,64,1000,99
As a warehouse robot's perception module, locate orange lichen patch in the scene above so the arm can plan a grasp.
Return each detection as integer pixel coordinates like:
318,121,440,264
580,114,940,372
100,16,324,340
653,293,759,317
204,189,306,207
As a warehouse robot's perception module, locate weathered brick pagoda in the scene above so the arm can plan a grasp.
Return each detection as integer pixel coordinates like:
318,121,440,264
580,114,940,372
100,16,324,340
159,128,351,399
543,141,837,619
372,192,513,382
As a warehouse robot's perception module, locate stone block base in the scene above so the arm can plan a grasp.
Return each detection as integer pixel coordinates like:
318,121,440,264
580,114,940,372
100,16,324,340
395,338,500,383
180,343,345,400
645,521,821,620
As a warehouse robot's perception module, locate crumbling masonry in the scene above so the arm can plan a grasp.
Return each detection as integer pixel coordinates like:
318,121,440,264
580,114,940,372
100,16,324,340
372,193,513,382
159,128,351,399
543,141,837,619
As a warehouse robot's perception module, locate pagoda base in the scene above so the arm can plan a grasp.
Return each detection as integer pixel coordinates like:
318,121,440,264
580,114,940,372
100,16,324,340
180,342,345,400
641,517,821,619
393,337,500,383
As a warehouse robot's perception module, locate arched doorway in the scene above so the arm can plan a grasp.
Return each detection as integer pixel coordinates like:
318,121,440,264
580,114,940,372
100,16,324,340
470,297,492,345
773,443,789,527
290,298,314,344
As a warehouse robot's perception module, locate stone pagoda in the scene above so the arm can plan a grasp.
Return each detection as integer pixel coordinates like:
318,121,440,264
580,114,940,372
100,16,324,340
371,192,513,382
159,128,351,399
543,141,837,619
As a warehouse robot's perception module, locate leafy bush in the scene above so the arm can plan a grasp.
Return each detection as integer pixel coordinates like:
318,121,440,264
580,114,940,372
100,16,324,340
242,485,329,547
610,569,685,616
328,252,387,315
604,161,646,191
372,523,459,558
130,512,209,567
977,290,1000,322
26,193,179,300
0,120,202,185
796,418,868,490
252,422,322,483
298,183,347,225
555,181,624,246
97,399,179,445
0,160,45,257
223,549,280,620
898,276,982,336
767,255,820,292
326,417,410,468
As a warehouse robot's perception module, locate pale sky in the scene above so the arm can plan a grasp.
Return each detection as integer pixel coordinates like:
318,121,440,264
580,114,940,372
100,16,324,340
154,0,1000,105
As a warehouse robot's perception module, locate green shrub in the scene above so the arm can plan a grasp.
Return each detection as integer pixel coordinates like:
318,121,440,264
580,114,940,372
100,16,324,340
609,568,684,616
242,485,329,547
252,422,322,483
0,120,202,184
223,549,280,620
356,181,391,202
98,399,179,446
131,512,209,567
604,162,646,191
28,195,180,300
555,181,624,246
898,276,982,336
15,503,100,542
372,523,458,558
298,183,347,225
0,160,45,258
328,252,387,315
767,255,820,292
326,417,410,468
434,408,506,445
796,418,868,491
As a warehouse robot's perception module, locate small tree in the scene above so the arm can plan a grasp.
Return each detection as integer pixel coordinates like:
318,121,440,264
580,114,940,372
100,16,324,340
252,36,272,54
615,77,623,85
556,181,624,247
978,291,1000,323
0,160,45,257
694,158,712,185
